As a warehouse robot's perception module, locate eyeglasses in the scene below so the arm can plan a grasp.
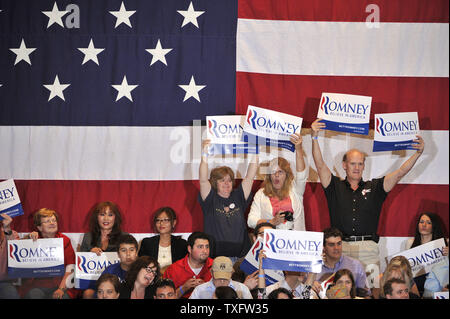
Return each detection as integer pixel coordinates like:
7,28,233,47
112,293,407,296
145,266,158,274
270,170,286,176
41,218,57,224
155,218,171,224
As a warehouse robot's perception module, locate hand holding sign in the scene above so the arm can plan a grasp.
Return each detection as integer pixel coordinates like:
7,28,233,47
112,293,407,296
311,118,326,137
289,133,303,151
412,135,425,154
1,213,12,231
373,112,422,152
201,139,212,157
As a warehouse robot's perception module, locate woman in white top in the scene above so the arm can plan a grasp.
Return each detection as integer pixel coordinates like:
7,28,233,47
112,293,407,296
247,133,308,231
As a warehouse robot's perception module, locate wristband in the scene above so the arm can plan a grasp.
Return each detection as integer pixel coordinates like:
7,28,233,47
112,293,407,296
179,286,184,295
312,136,318,140
3,229,12,236
258,274,265,278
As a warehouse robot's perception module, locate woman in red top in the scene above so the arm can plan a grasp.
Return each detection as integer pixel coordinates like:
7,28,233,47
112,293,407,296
21,208,77,299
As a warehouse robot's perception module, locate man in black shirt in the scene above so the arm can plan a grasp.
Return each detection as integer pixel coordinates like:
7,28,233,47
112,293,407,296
310,118,425,270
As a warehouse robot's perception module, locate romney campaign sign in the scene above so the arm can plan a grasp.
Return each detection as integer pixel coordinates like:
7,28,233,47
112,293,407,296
8,238,64,278
317,93,372,135
206,115,258,155
243,105,303,152
239,238,284,286
75,252,120,289
0,179,24,220
373,112,420,152
390,238,446,278
262,229,323,273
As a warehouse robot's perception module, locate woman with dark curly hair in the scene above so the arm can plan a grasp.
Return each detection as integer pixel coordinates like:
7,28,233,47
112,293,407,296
119,256,161,299
78,201,127,255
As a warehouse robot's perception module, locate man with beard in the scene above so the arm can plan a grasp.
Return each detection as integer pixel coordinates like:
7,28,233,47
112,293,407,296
163,232,213,298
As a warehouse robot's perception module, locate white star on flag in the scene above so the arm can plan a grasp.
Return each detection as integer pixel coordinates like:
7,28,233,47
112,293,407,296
109,1,136,28
145,39,173,66
78,39,105,65
178,76,206,102
112,76,138,102
177,2,205,28
43,75,70,101
42,2,68,28
9,38,37,66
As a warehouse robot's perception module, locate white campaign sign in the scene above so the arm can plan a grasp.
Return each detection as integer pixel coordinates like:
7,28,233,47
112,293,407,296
434,291,449,299
243,105,303,152
0,179,24,219
239,238,284,286
262,229,323,273
373,112,420,152
75,252,120,289
390,238,446,278
206,115,245,144
206,115,258,155
8,238,65,278
317,92,372,135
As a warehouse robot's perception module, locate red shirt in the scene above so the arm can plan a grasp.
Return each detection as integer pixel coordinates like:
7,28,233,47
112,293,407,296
163,254,213,298
19,232,78,298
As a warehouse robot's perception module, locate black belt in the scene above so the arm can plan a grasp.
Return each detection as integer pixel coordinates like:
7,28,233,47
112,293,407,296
343,235,378,243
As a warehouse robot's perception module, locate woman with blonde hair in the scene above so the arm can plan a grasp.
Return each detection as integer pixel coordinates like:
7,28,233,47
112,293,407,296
373,257,420,299
247,133,307,231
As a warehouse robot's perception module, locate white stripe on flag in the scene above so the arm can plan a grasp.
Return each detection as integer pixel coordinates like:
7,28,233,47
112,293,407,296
1,126,447,184
237,20,449,77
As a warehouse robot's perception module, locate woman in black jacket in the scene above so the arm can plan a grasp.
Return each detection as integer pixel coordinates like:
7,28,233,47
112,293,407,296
138,207,187,273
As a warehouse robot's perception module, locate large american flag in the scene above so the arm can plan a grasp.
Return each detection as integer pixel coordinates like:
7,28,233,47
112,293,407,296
0,0,448,242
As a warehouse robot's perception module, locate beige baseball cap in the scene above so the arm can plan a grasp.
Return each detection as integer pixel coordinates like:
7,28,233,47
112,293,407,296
212,256,233,280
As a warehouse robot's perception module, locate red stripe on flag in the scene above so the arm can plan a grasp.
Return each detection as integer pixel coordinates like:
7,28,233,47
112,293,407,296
11,180,449,238
13,180,203,234
239,0,449,22
236,72,449,130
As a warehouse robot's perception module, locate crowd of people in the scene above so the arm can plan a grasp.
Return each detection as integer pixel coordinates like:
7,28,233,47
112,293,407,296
0,120,448,300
